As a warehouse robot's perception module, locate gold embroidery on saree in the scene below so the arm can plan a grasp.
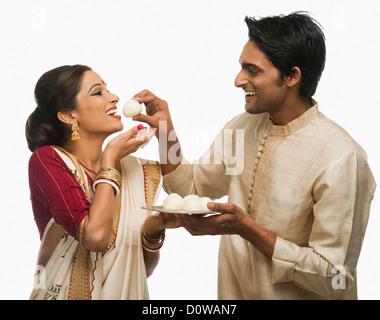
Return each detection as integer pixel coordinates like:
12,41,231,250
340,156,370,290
143,162,161,207
37,222,66,268
102,161,122,255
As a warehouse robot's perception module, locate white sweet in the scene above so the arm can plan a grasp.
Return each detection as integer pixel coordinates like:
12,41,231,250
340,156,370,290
200,197,212,211
123,99,143,117
162,193,213,212
183,195,199,202
182,196,202,211
163,193,184,210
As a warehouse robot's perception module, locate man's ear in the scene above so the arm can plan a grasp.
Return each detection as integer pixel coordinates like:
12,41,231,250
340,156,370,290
286,67,302,88
57,111,76,125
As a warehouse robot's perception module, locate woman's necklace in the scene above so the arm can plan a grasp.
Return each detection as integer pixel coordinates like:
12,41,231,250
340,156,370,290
55,146,99,176
246,131,269,216
73,157,98,175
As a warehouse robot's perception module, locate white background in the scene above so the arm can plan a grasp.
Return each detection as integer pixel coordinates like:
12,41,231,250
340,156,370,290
0,0,379,300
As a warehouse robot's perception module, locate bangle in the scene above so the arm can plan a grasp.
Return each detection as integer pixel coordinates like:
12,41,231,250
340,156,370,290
141,225,165,252
96,167,121,187
93,166,121,196
93,178,120,196
142,245,163,253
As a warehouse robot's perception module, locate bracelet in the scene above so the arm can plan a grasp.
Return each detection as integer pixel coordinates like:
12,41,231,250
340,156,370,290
142,245,163,253
93,166,121,196
92,178,120,196
96,167,121,186
141,225,165,252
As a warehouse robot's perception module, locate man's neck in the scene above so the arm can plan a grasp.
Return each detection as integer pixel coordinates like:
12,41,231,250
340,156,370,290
269,96,313,126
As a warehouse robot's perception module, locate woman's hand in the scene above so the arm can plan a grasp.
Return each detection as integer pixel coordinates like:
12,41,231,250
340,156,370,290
143,212,183,239
101,125,156,167
142,211,183,278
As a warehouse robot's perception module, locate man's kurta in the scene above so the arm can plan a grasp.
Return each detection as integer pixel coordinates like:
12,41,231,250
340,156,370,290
163,103,376,299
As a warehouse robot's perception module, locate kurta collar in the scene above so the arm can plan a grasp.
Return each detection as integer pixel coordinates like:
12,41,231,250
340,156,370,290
267,101,319,137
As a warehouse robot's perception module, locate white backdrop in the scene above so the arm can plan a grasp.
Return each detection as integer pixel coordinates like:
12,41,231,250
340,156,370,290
0,0,379,300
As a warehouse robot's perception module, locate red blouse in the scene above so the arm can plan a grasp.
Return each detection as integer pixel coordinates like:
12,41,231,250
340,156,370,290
28,146,93,240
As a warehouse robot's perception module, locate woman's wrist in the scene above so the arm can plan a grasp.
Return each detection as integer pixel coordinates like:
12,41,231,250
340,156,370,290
100,148,118,168
141,217,165,252
143,214,165,239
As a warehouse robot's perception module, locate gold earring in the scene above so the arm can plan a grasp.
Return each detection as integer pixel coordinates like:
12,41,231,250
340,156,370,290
71,122,80,141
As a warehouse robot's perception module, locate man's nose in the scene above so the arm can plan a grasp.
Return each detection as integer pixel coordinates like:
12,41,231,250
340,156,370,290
234,70,249,88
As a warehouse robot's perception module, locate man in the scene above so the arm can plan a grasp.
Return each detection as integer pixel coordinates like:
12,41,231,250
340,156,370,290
133,12,376,299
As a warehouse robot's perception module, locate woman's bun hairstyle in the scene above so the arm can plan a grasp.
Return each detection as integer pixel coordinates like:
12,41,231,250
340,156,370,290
26,64,91,152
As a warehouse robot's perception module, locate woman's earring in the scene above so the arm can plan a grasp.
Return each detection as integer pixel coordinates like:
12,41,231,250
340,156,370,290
71,122,80,141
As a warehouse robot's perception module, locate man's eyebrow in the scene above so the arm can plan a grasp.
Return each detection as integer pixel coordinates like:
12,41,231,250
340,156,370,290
240,62,263,72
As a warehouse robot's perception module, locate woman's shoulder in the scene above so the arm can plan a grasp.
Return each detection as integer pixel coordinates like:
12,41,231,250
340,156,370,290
30,145,57,156
29,145,64,169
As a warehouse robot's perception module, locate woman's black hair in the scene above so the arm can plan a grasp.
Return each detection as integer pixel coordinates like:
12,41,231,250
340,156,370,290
25,64,91,152
244,12,326,99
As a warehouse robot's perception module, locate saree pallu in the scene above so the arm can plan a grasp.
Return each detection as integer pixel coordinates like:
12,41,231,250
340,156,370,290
30,148,161,300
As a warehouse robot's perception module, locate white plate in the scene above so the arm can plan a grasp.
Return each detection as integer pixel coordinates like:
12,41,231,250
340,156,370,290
141,205,218,215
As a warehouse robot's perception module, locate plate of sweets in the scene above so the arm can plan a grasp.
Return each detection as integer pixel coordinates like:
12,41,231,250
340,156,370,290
142,193,218,215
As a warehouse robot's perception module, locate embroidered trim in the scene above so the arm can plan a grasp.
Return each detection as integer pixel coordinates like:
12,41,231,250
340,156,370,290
53,147,92,300
37,222,66,268
102,161,122,255
142,162,161,207
44,284,62,300
248,133,285,219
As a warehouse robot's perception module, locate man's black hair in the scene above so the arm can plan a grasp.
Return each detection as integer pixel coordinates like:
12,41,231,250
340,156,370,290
245,12,326,99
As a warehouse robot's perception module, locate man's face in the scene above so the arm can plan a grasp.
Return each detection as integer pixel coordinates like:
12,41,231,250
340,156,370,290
235,41,288,118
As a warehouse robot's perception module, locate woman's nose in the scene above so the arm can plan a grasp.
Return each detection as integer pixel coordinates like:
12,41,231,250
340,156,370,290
109,92,120,103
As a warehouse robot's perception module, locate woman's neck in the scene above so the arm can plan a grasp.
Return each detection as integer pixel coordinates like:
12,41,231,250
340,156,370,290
63,137,104,174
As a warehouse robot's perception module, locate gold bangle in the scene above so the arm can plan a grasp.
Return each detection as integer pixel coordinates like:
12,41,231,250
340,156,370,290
96,167,121,187
98,167,120,175
141,225,165,251
96,173,121,187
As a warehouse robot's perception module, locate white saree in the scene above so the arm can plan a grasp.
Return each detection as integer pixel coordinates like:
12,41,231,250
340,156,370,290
30,148,161,300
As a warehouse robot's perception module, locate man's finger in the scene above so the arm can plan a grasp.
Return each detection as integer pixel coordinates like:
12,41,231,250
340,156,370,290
208,202,236,213
132,114,159,128
133,90,165,110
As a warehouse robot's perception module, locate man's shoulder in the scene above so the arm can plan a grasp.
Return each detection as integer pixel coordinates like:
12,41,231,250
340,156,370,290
313,112,367,158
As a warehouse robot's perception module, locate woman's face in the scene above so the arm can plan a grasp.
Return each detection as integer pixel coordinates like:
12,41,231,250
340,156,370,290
74,70,123,138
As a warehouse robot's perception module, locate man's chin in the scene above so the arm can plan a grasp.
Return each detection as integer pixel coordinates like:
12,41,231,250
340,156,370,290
245,103,259,114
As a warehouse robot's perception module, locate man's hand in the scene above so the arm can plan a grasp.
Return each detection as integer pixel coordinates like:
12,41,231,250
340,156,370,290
131,89,182,175
182,202,276,258
181,202,248,236
132,89,174,135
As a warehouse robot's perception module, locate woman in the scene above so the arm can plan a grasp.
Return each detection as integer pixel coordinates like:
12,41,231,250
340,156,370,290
26,65,179,300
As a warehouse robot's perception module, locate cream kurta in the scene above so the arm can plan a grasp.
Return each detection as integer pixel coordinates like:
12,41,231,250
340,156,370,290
163,103,376,299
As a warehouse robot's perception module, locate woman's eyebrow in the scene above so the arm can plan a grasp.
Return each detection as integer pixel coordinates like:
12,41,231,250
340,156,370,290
88,83,105,93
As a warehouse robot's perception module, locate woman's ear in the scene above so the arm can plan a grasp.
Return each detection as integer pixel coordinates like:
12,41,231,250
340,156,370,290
286,67,302,88
57,111,76,125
